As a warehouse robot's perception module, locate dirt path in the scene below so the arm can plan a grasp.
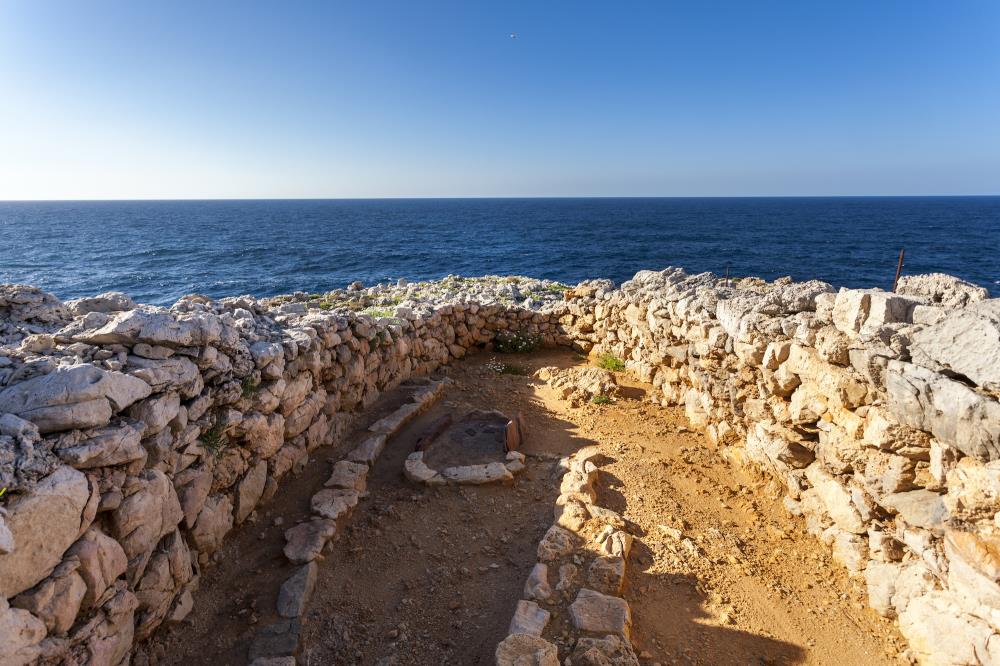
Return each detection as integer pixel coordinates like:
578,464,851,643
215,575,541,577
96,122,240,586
138,349,905,666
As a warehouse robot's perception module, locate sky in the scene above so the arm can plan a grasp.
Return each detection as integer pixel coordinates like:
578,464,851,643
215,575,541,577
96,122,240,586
0,1,998,199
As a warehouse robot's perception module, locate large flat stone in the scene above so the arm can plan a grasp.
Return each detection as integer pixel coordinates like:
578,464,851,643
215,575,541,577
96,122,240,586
495,634,559,666
0,466,92,598
508,600,550,637
569,588,631,638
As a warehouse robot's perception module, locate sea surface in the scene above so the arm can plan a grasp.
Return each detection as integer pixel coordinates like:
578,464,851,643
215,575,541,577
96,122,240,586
1,197,998,306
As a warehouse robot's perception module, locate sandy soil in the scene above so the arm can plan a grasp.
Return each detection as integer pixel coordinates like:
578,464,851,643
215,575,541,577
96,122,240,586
137,349,906,666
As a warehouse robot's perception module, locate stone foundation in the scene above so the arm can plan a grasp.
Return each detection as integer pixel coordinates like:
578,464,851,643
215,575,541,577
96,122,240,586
1,269,998,666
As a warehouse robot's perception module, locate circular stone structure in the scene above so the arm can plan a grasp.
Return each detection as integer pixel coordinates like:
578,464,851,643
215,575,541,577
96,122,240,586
404,410,527,485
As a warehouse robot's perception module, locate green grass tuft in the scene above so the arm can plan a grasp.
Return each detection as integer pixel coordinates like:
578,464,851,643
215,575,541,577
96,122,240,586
199,421,229,456
597,353,626,372
592,394,613,405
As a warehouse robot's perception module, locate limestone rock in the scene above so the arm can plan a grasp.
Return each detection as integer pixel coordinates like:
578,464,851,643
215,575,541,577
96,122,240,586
524,563,552,601
880,490,948,531
66,527,128,609
283,519,336,564
111,469,184,559
537,525,578,561
535,365,618,406
174,468,213,529
189,494,233,555
508,599,550,637
569,588,631,638
0,597,47,666
910,299,1000,393
248,618,302,661
804,464,865,534
346,433,387,467
235,460,268,524
896,273,989,309
595,526,633,559
66,292,135,316
571,634,640,666
588,556,626,595
885,360,1000,460
898,591,1000,666
495,634,559,666
310,489,359,521
0,364,151,433
0,466,92,598
324,460,368,492
277,562,317,619
12,560,87,635
55,421,145,469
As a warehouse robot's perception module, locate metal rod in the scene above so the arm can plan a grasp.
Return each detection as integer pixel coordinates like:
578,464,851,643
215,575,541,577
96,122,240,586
892,248,905,292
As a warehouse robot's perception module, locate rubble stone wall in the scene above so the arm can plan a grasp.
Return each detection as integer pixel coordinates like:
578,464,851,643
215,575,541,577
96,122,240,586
0,279,580,666
581,268,1000,666
2,267,999,666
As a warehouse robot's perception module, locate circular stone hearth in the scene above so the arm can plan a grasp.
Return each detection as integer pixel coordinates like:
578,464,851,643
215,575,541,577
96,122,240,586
404,409,527,485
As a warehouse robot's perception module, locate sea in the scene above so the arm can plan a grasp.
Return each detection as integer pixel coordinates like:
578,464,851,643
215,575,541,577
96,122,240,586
1,197,997,306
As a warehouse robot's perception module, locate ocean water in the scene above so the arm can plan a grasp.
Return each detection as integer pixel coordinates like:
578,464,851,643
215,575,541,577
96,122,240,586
1,197,997,306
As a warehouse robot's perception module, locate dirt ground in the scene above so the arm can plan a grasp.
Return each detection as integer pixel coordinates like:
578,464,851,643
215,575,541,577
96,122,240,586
137,349,906,666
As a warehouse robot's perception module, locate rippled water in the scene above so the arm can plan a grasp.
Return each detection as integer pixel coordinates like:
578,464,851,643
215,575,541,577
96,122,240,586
1,197,997,305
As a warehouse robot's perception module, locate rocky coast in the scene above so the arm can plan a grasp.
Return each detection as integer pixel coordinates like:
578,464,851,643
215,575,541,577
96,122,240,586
0,267,998,666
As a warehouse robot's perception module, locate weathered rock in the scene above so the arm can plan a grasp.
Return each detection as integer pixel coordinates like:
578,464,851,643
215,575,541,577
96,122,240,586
886,360,1000,460
283,520,336,564
898,591,1000,666
537,524,578,561
571,634,640,666
0,365,151,433
910,299,1000,393
896,272,989,309
310,489,359,521
128,392,181,436
324,460,368,492
174,468,213,529
235,460,268,524
56,421,145,469
0,597,47,666
524,562,552,601
111,469,184,559
880,490,948,531
804,464,865,534
189,494,233,555
66,291,136,316
569,588,631,638
588,556,626,595
12,560,87,635
508,599,550,636
276,562,317,619
346,433,387,467
495,633,559,666
66,527,128,609
441,462,513,485
0,466,92,597
595,526,633,559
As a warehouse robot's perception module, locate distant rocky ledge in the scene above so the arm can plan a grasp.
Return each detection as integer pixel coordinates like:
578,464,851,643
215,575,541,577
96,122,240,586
0,268,997,666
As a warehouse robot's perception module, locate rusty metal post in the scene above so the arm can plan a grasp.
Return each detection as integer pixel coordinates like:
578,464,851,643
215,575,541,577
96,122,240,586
892,248,905,292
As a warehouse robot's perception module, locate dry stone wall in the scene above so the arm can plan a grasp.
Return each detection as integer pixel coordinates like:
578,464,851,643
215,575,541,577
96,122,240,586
2,268,999,666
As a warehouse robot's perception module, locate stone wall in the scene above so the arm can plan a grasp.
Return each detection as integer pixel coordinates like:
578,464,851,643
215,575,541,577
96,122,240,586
2,268,999,666
583,268,1000,666
0,278,584,665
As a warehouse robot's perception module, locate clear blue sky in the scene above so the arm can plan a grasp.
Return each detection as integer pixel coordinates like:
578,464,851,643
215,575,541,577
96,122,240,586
1,1,998,199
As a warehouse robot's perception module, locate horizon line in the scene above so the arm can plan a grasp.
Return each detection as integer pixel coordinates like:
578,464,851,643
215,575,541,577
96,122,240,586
2,193,1000,203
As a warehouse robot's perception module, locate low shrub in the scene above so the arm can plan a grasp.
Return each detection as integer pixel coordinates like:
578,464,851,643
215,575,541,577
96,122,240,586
592,394,613,405
494,330,541,354
486,357,527,375
597,352,626,372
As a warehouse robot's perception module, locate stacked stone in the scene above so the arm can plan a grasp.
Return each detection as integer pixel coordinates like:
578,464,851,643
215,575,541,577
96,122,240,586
0,281,582,666
497,450,639,666
586,268,1000,665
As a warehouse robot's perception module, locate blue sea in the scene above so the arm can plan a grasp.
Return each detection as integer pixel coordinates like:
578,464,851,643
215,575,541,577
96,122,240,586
1,197,997,306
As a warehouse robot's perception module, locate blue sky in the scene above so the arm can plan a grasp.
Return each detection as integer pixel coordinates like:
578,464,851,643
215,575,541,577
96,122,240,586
1,1,998,199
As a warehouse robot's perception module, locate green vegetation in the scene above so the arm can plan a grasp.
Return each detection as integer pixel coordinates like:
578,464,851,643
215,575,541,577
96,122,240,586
199,421,229,456
545,283,570,292
240,377,259,398
592,394,613,405
361,306,396,318
494,330,541,354
597,352,626,372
